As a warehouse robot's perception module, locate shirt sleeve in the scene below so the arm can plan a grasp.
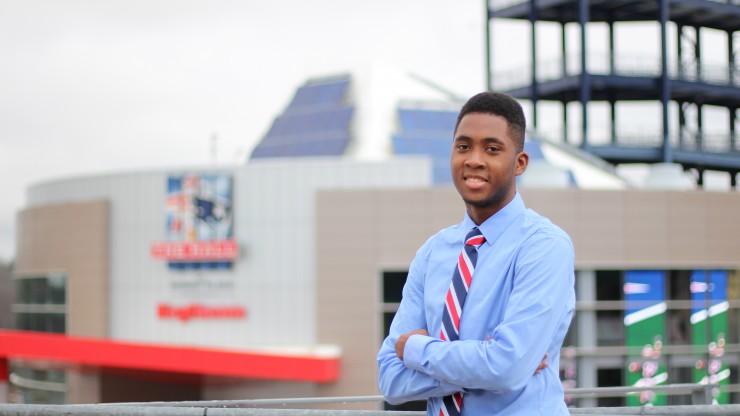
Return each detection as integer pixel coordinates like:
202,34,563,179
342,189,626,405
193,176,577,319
377,237,463,404
402,231,575,392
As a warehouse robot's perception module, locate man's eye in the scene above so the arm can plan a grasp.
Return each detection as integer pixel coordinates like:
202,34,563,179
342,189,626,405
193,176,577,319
457,144,469,150
486,147,499,152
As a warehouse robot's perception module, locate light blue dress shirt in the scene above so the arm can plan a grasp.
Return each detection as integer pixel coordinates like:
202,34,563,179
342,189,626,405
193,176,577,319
377,193,575,415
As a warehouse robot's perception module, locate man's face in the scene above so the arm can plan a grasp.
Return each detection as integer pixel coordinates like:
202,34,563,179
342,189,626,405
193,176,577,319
450,112,528,224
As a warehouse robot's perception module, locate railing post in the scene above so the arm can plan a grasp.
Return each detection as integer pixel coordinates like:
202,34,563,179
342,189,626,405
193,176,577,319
691,383,714,405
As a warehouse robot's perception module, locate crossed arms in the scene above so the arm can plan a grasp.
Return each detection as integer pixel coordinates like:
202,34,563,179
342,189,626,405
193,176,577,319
377,232,574,404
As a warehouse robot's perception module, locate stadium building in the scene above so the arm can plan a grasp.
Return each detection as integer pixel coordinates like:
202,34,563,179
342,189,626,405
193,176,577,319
3,68,740,409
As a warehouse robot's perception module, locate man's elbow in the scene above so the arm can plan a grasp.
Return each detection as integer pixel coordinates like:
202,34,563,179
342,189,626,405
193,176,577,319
377,375,407,405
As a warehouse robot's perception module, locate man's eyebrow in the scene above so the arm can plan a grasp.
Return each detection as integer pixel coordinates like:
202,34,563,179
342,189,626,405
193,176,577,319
454,136,506,145
482,137,506,145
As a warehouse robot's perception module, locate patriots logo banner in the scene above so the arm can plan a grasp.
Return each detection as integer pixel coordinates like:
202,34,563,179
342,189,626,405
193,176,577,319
151,173,237,268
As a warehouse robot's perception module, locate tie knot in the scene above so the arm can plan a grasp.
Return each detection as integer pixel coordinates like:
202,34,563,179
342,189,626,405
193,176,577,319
465,227,485,247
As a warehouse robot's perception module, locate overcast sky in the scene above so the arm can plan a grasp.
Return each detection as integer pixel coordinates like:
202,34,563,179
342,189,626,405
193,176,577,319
0,1,733,262
0,0,496,261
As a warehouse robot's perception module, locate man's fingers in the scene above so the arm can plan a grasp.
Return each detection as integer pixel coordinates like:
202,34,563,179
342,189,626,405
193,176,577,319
533,353,550,375
395,329,429,360
538,353,549,369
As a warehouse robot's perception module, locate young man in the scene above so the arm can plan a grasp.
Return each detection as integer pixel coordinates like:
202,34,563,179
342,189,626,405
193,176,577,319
377,92,575,415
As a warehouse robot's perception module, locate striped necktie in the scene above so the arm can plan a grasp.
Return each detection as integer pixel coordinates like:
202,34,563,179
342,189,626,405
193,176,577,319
439,227,485,416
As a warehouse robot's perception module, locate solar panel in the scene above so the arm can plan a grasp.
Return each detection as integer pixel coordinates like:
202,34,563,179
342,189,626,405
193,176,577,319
288,78,350,108
250,76,354,159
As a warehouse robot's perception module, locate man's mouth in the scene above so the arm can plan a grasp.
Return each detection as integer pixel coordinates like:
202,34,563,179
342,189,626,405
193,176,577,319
464,176,487,183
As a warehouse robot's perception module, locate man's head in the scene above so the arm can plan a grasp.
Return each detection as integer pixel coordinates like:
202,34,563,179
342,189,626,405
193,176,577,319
454,92,526,152
451,92,528,225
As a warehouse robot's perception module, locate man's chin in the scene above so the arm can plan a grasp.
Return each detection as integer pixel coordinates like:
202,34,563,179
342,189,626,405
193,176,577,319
462,197,493,209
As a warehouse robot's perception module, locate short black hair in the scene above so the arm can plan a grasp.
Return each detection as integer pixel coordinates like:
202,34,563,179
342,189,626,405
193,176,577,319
454,92,526,151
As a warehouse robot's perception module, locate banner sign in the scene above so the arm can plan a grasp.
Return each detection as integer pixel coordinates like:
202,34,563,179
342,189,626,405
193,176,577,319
624,270,667,406
151,240,238,261
158,303,247,322
691,270,730,404
150,173,237,267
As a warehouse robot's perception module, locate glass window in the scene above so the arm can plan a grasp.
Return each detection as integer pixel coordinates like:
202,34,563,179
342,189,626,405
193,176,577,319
8,365,66,405
382,271,407,303
597,368,625,407
383,312,395,339
667,308,691,345
14,275,66,334
16,276,66,305
596,270,622,301
729,307,740,345
16,313,65,333
562,320,577,347
667,367,693,405
668,270,692,300
730,365,739,405
47,275,66,304
728,271,740,344
380,269,425,411
596,310,624,346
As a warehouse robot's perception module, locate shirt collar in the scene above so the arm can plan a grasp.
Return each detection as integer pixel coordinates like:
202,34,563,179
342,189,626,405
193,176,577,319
462,192,525,246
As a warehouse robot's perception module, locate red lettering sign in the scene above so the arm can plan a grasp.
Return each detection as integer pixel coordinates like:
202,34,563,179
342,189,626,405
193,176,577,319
157,303,247,322
150,240,239,261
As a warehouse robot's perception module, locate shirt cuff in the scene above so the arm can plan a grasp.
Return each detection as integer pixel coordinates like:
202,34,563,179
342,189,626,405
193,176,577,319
403,333,433,372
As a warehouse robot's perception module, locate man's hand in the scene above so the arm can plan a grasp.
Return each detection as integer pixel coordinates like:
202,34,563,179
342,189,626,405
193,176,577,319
534,353,549,375
395,329,428,360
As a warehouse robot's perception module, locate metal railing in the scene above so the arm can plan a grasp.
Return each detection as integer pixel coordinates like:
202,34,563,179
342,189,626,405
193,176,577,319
535,129,739,156
493,54,740,91
1,383,737,416
491,0,740,13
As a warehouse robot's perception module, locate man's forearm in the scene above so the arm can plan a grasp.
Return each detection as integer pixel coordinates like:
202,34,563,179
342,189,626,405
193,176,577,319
378,338,463,404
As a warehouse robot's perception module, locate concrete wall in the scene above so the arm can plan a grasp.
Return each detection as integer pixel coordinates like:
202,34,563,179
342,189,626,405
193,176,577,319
15,200,110,404
15,200,110,337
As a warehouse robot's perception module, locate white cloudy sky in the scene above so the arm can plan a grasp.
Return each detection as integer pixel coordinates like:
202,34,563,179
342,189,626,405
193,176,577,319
0,1,733,261
0,0,495,261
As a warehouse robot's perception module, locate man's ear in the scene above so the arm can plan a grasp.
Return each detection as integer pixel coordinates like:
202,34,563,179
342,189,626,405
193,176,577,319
515,151,529,176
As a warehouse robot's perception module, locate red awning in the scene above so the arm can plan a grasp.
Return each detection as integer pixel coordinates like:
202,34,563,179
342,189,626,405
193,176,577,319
0,330,339,383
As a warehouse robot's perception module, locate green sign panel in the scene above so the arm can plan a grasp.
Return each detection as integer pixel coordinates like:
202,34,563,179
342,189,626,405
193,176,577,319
624,270,667,406
691,270,730,404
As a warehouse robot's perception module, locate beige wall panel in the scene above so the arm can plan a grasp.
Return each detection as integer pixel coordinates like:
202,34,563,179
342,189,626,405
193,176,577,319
520,189,579,235
622,192,670,264
16,200,110,338
66,370,101,404
317,191,379,403
555,190,624,268
427,189,465,231
666,192,709,264
377,191,429,252
574,216,625,266
707,192,740,265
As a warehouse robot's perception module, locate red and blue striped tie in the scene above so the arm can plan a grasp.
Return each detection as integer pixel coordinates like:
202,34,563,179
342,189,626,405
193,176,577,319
439,227,485,416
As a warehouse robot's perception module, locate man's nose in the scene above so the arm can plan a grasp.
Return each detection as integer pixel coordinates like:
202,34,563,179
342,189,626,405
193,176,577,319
465,150,485,167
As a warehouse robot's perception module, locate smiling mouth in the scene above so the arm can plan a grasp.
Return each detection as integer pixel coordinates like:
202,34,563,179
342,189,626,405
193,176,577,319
464,177,487,183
